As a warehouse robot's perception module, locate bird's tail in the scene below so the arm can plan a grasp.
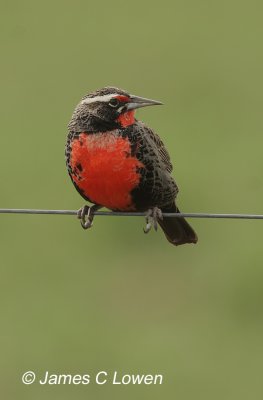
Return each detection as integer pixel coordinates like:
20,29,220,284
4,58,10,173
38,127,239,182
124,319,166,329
158,203,198,246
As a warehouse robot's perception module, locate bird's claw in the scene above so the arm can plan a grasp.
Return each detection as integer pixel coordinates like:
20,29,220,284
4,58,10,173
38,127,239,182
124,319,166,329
143,207,163,234
77,205,95,229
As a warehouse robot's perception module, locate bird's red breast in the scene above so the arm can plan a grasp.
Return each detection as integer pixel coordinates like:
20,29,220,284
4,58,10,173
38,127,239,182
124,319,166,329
70,132,144,210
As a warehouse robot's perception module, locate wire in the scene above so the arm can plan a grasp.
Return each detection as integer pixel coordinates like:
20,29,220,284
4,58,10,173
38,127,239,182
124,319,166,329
0,208,263,219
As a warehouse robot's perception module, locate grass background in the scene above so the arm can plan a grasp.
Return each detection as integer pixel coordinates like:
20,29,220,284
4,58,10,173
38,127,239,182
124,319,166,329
0,0,263,399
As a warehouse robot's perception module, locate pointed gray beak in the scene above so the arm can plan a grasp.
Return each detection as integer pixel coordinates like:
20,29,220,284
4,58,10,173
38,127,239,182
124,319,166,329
126,95,163,111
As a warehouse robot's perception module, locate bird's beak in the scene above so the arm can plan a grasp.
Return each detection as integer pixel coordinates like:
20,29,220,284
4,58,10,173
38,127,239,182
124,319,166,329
126,95,163,111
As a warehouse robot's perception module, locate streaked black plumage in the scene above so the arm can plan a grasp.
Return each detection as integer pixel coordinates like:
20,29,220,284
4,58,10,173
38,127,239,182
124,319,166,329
66,86,198,246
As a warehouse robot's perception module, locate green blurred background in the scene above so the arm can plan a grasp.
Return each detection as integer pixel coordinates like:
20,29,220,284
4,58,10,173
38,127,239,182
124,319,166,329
0,0,263,399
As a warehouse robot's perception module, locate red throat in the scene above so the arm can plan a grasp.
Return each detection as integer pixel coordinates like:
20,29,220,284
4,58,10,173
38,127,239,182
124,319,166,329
116,110,135,127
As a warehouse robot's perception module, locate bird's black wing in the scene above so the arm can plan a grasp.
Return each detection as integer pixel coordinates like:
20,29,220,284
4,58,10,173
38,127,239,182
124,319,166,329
123,121,178,210
140,123,173,173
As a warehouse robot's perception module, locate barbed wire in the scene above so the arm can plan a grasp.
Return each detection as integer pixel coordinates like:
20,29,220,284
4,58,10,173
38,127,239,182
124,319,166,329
0,208,263,219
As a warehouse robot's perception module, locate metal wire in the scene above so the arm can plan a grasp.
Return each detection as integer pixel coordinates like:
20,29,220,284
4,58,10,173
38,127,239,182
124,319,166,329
0,208,263,219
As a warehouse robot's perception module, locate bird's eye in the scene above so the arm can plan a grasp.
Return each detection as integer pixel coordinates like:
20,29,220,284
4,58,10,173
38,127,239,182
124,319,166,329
109,98,119,108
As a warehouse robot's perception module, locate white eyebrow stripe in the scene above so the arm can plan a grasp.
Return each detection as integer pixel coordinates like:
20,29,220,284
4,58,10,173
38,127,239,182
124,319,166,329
81,93,121,104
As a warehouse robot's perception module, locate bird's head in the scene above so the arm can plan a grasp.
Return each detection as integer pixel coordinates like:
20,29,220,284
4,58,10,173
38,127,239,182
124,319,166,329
68,86,163,132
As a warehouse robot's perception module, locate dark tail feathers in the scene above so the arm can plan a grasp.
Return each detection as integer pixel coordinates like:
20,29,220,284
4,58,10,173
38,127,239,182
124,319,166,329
158,203,198,246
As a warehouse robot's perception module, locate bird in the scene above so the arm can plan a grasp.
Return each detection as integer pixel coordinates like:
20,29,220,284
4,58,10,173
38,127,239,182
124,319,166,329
65,86,198,246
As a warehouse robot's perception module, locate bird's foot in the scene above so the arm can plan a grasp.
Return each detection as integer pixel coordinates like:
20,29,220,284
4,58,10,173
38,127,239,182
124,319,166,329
143,207,163,234
77,204,100,229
